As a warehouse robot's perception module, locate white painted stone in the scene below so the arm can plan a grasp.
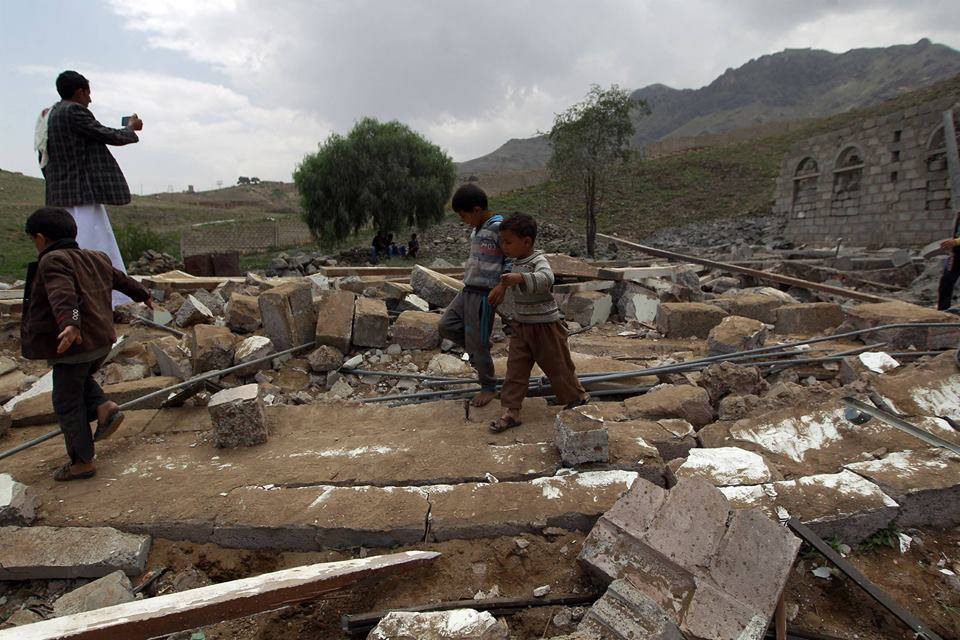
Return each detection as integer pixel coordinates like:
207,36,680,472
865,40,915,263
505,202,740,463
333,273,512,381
674,447,773,486
0,474,37,525
858,352,900,373
234,336,274,363
209,384,260,407
369,609,509,640
730,408,845,463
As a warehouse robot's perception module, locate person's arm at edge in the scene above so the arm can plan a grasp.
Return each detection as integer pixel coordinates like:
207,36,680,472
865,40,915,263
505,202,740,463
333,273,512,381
70,105,138,146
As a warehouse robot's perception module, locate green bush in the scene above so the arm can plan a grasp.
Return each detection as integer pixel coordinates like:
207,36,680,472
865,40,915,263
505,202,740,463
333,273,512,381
114,224,179,264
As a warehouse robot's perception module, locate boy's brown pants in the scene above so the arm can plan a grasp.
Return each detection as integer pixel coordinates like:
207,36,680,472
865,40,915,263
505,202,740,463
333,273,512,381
500,321,587,410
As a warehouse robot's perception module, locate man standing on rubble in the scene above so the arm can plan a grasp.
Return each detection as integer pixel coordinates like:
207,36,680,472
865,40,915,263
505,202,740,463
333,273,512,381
39,70,143,308
937,211,960,311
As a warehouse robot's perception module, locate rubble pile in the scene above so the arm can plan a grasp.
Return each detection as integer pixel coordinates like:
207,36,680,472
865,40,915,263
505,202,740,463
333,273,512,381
126,250,181,275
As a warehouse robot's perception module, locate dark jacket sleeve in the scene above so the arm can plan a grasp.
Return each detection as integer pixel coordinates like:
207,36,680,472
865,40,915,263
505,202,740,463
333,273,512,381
71,106,139,146
39,255,82,331
112,269,151,303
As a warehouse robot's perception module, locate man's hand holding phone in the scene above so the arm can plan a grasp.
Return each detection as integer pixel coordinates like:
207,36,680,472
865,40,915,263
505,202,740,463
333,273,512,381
122,114,143,131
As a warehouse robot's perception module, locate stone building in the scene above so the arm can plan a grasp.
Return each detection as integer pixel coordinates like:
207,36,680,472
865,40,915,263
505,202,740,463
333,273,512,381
774,95,959,247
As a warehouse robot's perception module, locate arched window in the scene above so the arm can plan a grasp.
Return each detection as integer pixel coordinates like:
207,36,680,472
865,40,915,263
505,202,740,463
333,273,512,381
925,112,958,211
791,157,819,217
831,145,864,216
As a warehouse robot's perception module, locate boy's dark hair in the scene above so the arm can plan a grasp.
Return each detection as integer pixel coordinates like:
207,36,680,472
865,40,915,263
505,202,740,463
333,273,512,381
452,183,488,212
56,71,89,100
25,207,78,241
500,213,537,242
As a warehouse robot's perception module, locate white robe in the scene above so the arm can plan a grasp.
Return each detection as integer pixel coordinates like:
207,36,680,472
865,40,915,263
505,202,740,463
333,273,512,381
66,204,132,308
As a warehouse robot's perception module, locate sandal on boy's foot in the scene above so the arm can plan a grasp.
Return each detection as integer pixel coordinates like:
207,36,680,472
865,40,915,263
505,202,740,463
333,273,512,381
94,408,125,442
53,463,96,482
489,416,522,433
563,395,591,410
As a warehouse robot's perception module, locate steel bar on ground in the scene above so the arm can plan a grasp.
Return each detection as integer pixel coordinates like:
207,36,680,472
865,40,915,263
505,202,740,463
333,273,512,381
597,233,893,303
132,315,186,338
840,397,960,455
786,518,944,640
339,368,459,382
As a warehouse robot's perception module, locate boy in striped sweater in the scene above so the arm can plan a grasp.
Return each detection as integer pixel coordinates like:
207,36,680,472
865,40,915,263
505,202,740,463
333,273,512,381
439,184,507,407
487,213,589,432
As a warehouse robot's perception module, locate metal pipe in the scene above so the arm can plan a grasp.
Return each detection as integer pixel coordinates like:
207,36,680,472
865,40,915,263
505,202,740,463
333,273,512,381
131,315,186,338
339,368,459,382
840,396,960,455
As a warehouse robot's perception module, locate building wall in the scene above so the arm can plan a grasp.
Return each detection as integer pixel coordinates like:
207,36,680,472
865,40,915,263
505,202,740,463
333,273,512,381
776,95,960,247
180,217,314,257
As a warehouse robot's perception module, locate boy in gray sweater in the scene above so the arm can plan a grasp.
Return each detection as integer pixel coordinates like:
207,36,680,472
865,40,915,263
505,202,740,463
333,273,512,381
439,184,507,407
488,213,589,432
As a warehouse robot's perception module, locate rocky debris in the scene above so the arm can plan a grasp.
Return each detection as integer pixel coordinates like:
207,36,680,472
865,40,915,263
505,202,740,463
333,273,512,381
624,384,713,428
774,302,844,335
0,525,151,579
52,570,135,617
870,351,959,417
555,404,609,466
428,353,472,376
190,324,239,373
127,250,179,275
0,473,37,525
174,294,214,328
610,282,660,323
578,478,800,640
397,293,431,313
190,288,225,316
208,384,269,448
669,447,774,487
0,409,10,437
353,297,389,348
717,394,762,421
391,311,442,350
557,291,613,327
698,362,767,404
233,336,276,375
606,418,697,462
259,282,317,350
225,293,262,333
714,288,797,324
315,289,356,353
707,316,767,356
656,303,727,338
264,250,338,277
102,362,150,385
411,265,463,308
578,576,683,640
841,301,960,350
1,609,44,628
307,345,344,373
369,609,510,640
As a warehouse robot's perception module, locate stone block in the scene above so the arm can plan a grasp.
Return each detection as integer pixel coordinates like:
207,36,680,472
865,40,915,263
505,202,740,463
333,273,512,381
411,265,463,308
315,289,356,353
369,609,510,640
607,419,696,462
307,345,344,373
233,335,276,375
397,293,430,313
707,316,767,356
841,301,960,349
189,324,239,373
390,311,441,350
680,579,767,640
578,578,684,640
0,526,151,579
774,302,844,335
611,282,660,323
717,289,796,324
174,294,214,327
208,383,268,448
624,385,713,428
698,362,767,404
52,570,135,617
655,303,727,338
555,404,609,466
259,282,317,350
225,293,262,333
558,291,613,327
190,288,225,316
670,447,773,487
0,474,37,525
352,297,389,348
642,479,730,571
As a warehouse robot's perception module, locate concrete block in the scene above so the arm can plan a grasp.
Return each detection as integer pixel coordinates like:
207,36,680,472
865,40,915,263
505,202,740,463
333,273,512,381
698,362,767,404
717,290,795,324
841,301,960,349
52,570,135,617
369,609,510,640
190,288,225,316
174,294,214,327
225,293,262,333
624,385,713,428
208,383,268,448
315,289,356,353
390,311,441,350
233,335,276,375
353,297,389,348
611,282,660,323
642,479,730,571
397,293,431,313
558,291,613,327
0,526,150,579
259,282,317,350
0,474,37,525
411,265,463,308
579,578,684,640
670,447,773,487
707,316,767,356
307,345,344,373
656,303,727,338
555,404,609,466
189,324,239,373
774,302,844,334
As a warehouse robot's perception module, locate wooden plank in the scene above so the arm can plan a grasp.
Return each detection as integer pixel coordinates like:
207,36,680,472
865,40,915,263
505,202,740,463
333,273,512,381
141,275,247,293
597,233,893,304
319,265,463,277
4,551,439,640
552,280,616,293
597,266,677,281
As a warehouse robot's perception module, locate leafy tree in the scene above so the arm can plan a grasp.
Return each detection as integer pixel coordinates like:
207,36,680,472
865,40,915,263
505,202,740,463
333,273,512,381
250,177,261,184
548,85,648,257
294,117,456,244
237,176,250,185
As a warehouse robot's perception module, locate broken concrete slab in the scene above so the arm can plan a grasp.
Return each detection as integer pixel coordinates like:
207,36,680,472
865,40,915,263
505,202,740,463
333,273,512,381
669,447,774,487
259,282,317,350
411,265,463,308
224,293,262,333
610,281,660,324
641,478,731,571
369,609,510,640
52,570,135,617
0,368,30,404
707,315,767,356
715,289,796,324
555,404,609,466
606,418,696,462
397,293,430,313
845,448,960,528
871,351,960,418
578,577,684,640
189,324,239,373
353,297,389,348
0,473,37,525
208,384,269,448
774,302,844,335
390,311,442,350
841,301,960,350
623,384,713,428
0,525,151,579
173,294,214,327
655,302,727,338
314,289,356,353
557,291,613,327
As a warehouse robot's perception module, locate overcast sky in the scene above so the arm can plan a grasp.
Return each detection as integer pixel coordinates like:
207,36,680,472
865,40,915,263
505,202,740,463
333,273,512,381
2,0,960,194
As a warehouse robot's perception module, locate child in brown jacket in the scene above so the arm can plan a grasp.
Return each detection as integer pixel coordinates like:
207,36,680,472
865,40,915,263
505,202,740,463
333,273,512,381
21,207,152,480
487,213,589,432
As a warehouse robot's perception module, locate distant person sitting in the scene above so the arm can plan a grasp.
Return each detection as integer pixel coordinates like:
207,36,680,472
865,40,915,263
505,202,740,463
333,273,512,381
370,231,387,264
40,70,143,308
407,233,420,259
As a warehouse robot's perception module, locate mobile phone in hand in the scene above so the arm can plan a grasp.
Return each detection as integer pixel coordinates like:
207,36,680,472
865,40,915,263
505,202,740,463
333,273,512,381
121,116,131,127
